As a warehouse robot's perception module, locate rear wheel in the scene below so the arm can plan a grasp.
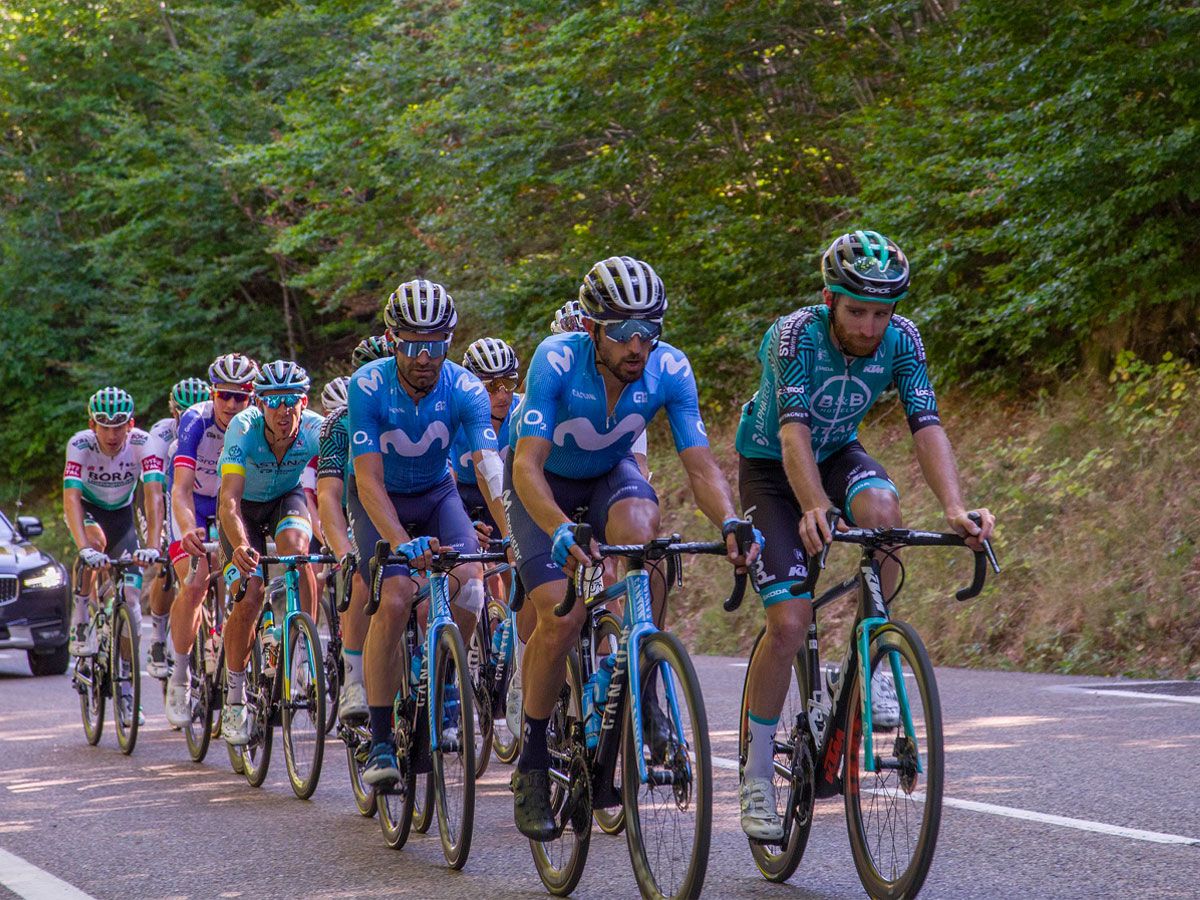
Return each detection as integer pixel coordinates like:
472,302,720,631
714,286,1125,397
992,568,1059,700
184,633,213,763
111,603,140,755
592,612,625,836
76,628,105,747
282,612,326,800
217,646,245,776
432,625,476,869
346,732,377,817
412,773,435,834
378,640,417,850
844,620,943,900
469,613,494,778
489,602,520,765
242,637,274,788
738,627,814,883
321,589,341,736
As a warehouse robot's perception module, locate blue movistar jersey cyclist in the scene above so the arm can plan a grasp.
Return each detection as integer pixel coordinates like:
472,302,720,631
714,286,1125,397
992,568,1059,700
735,304,940,462
512,332,707,479
452,392,519,485
347,357,496,494
218,407,324,502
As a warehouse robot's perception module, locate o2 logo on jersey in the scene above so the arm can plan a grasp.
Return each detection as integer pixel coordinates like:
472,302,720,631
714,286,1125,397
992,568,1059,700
547,345,574,376
809,376,871,425
523,409,545,428
352,430,371,446
483,427,498,442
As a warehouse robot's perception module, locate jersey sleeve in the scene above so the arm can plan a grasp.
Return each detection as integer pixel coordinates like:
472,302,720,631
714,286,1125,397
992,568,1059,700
133,431,167,484
659,350,709,453
63,434,88,490
318,413,350,481
453,370,499,455
218,414,252,478
890,315,942,433
347,363,387,458
174,409,203,472
512,338,568,443
773,315,815,429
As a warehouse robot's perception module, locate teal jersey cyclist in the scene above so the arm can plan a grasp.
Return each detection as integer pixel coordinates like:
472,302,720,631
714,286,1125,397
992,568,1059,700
216,360,323,747
734,230,996,842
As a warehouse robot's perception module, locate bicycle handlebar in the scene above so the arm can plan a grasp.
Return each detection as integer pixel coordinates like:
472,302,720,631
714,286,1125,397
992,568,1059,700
230,553,337,604
365,539,509,616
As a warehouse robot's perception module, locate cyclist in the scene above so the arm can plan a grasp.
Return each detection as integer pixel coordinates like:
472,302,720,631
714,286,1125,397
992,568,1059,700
317,338,391,725
145,377,210,681
216,360,324,746
64,387,166,724
734,230,995,840
505,256,758,839
163,354,258,727
346,280,506,785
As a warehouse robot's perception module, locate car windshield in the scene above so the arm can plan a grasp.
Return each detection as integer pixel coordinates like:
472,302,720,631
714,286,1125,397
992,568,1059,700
0,511,15,543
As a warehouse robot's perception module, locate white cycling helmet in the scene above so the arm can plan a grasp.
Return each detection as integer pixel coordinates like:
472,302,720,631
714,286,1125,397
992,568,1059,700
351,334,392,368
208,353,259,387
579,256,666,320
383,279,458,334
321,376,349,414
550,300,586,334
254,360,311,393
462,338,519,379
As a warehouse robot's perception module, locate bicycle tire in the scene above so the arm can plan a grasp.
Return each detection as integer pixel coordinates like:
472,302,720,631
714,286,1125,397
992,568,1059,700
488,601,520,766
242,636,274,788
184,629,213,763
622,630,712,900
321,589,341,736
738,626,814,883
112,603,140,755
378,639,417,850
530,649,590,897
592,611,625,836
412,772,435,833
844,619,943,900
216,645,246,776
432,624,476,869
345,733,377,817
76,627,105,747
282,612,327,800
469,613,494,779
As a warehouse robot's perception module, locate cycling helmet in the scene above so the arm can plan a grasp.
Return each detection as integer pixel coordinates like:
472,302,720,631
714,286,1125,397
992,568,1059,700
254,360,311,393
550,300,586,334
462,338,519,379
351,334,392,368
321,376,349,414
383,279,458,334
821,230,910,303
88,386,135,425
208,353,259,387
579,256,666,321
170,377,211,411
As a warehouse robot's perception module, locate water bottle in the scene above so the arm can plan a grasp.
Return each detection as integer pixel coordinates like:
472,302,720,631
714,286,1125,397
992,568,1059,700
261,608,280,677
584,653,617,750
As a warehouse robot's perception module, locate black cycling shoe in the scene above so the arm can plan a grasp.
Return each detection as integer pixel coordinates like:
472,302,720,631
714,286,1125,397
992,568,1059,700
512,768,558,841
643,700,672,763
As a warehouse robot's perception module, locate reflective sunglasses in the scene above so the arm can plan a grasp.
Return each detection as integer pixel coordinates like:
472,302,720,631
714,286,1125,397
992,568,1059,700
599,318,662,346
92,412,132,427
259,393,305,409
396,339,450,358
484,377,518,394
213,389,252,404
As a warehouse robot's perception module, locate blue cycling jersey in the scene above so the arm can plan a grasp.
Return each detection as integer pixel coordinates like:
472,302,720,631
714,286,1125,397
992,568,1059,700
347,358,496,494
452,393,519,485
512,332,709,480
218,407,324,503
735,304,941,463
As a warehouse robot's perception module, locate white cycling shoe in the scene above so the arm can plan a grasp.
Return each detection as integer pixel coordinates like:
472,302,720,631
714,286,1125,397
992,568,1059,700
69,623,97,658
222,703,251,746
739,776,784,842
338,681,368,725
871,668,901,728
165,682,192,728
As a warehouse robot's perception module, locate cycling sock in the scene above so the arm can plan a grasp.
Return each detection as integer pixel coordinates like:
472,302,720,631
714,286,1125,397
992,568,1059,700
512,635,525,690
517,715,550,772
226,668,246,705
151,613,169,644
368,705,393,745
170,649,190,686
71,594,89,627
744,712,779,781
342,648,363,685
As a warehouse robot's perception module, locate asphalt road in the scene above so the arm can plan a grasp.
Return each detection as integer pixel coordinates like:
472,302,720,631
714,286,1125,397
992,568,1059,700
1,641,1198,899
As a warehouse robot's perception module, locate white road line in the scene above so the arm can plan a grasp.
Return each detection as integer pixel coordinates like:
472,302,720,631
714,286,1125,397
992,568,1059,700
0,847,96,899
1050,685,1200,707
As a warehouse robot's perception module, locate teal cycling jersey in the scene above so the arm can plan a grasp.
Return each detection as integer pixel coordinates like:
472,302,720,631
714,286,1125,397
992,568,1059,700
512,332,708,479
218,407,324,502
347,358,496,494
452,393,519,485
735,304,940,463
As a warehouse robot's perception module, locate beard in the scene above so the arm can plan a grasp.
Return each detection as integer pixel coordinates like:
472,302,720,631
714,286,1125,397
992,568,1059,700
831,314,885,358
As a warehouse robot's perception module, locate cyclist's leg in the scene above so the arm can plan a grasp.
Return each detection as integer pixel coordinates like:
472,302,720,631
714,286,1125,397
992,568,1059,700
426,477,485,639
823,442,902,597
268,487,317,620
168,497,213,683
592,454,662,617
71,507,108,630
219,501,270,742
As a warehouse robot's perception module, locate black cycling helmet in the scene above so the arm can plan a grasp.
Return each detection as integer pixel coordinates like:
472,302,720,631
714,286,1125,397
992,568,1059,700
821,230,910,303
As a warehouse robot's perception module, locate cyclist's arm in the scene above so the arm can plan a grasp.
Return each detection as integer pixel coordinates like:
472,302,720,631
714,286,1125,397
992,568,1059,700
780,422,836,555
912,426,994,548
469,448,508,538
351,452,410,550
677,446,738,530
171,465,199,535
217,473,253,561
63,486,90,552
141,480,165,552
316,478,353,558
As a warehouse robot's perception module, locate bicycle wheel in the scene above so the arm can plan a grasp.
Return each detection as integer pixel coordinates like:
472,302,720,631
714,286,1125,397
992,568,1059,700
530,648,590,897
412,772,435,834
738,627,814,883
111,604,140,755
321,590,341,736
345,730,377,817
184,633,213,763
489,602,520,766
622,631,712,900
469,613,493,779
282,612,327,800
242,637,274,788
76,626,105,746
844,619,943,899
216,646,246,776
432,624,476,869
592,611,625,836
378,641,417,850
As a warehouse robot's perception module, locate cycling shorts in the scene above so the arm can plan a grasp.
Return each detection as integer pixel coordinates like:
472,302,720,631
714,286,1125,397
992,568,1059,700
168,493,217,564
218,485,309,561
503,451,657,592
739,441,897,606
79,500,138,560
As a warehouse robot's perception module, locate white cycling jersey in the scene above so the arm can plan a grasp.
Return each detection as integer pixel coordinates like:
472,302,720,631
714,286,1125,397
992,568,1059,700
63,428,166,510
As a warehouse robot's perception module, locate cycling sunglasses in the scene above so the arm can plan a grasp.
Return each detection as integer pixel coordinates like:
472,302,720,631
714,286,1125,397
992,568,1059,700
598,318,662,346
213,389,252,403
396,339,450,358
91,413,132,427
484,377,518,394
259,393,305,409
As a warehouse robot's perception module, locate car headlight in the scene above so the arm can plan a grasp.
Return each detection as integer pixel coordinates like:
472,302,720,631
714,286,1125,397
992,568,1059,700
22,564,66,590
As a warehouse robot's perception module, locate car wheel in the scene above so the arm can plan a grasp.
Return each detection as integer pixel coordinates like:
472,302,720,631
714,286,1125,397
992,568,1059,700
28,645,70,677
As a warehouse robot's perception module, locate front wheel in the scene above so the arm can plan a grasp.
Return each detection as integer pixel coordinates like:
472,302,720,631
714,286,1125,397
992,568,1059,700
623,631,712,900
184,633,214,763
345,731,377,817
282,612,327,800
242,637,274,788
76,633,105,746
469,613,494,779
844,620,943,899
111,604,140,755
432,625,476,869
592,612,625,836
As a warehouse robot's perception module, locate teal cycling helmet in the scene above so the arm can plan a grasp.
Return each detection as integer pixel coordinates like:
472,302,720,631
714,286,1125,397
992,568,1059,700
88,386,135,425
254,360,311,393
352,334,392,368
821,230,910,303
170,377,211,412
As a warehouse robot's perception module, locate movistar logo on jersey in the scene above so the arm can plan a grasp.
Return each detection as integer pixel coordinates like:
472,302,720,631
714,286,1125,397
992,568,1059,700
552,414,645,451
379,421,450,456
357,365,386,397
660,353,691,377
455,372,485,397
547,345,574,376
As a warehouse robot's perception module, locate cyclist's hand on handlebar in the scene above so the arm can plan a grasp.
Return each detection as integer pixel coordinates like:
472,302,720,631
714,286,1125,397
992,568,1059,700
133,547,160,566
80,547,109,569
395,535,438,573
721,517,763,574
947,507,995,552
551,522,596,574
181,528,208,557
472,520,493,544
231,544,260,578
798,504,843,557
